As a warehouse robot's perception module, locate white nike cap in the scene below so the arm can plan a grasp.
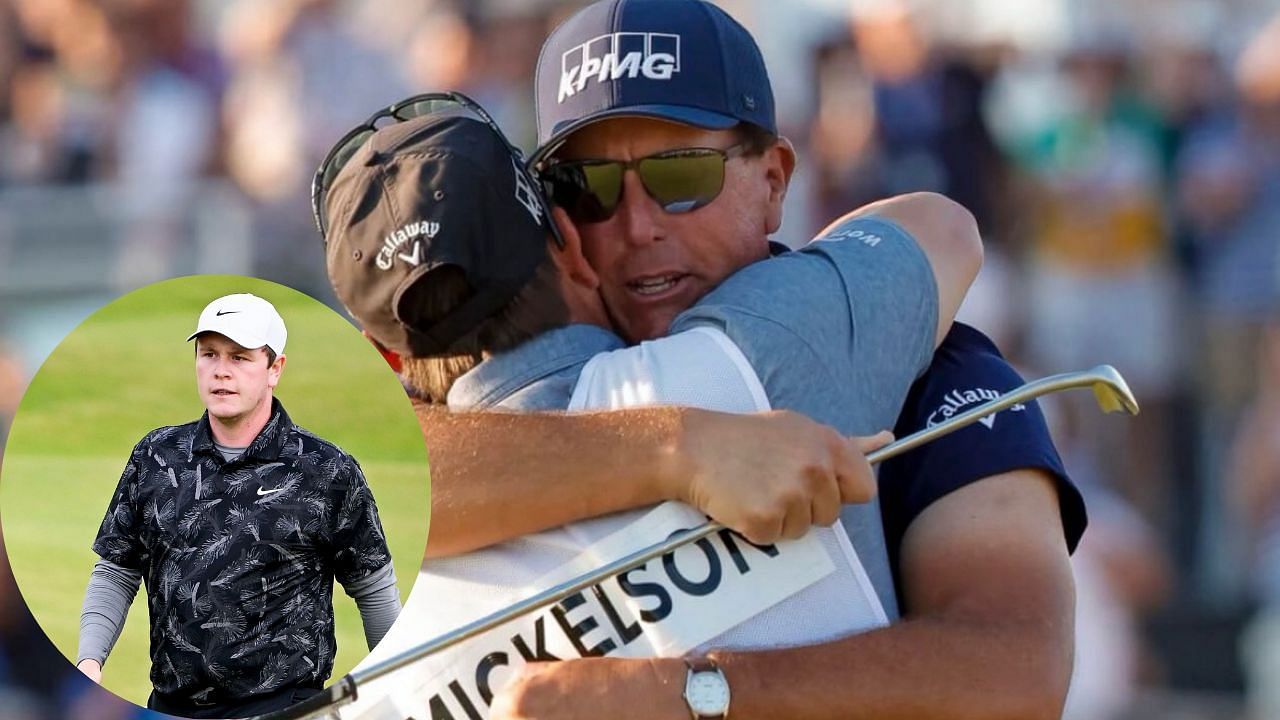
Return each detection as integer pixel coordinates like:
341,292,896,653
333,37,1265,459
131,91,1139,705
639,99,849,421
187,293,287,355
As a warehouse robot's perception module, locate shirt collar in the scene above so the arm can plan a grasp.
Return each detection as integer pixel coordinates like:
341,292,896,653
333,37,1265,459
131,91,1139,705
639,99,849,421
448,324,624,409
191,397,293,463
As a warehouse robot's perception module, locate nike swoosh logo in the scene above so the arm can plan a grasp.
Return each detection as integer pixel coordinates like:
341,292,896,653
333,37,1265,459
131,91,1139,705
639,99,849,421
256,487,285,496
216,310,239,316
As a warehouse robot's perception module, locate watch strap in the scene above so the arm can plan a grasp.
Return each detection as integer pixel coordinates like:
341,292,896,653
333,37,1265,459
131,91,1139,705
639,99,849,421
685,656,719,674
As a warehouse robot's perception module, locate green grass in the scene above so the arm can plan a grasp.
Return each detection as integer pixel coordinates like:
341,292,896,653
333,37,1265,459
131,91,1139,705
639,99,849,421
0,276,431,706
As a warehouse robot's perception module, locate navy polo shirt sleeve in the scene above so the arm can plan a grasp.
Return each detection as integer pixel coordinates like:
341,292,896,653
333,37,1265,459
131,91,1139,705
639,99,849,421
327,455,393,587
878,324,1087,593
92,439,152,571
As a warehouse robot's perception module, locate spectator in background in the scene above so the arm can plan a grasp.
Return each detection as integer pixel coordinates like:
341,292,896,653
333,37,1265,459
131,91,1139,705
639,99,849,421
1229,319,1280,720
0,529,155,720
402,8,475,103
218,0,412,298
107,0,223,287
1050,398,1172,720
1174,14,1280,609
809,3,1022,346
0,0,120,185
109,0,222,190
0,345,24,446
462,8,552,147
0,0,224,288
852,3,1008,236
0,533,68,720
1017,36,1180,533
2,0,221,190
810,3,1009,242
809,37,884,226
1179,12,1280,440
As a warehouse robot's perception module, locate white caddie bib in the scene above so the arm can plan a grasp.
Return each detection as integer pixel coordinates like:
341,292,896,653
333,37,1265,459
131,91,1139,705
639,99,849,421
351,502,835,719
343,327,889,720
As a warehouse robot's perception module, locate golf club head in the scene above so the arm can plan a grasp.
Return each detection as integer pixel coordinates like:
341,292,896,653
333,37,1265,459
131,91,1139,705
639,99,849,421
1087,364,1140,416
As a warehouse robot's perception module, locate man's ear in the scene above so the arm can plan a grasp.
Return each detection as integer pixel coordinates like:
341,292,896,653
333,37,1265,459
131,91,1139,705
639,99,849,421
547,206,600,291
363,330,403,373
763,137,797,234
268,353,287,389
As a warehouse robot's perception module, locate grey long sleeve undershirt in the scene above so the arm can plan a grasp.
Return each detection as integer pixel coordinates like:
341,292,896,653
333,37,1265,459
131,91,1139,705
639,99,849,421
77,559,401,663
341,562,402,650
77,559,142,666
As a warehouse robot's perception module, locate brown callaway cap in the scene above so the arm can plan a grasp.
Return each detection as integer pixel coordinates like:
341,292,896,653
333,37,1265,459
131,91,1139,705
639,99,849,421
323,113,553,357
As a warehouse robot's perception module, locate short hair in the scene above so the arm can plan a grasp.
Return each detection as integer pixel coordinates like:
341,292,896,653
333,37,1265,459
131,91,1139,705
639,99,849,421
397,258,568,403
736,122,778,157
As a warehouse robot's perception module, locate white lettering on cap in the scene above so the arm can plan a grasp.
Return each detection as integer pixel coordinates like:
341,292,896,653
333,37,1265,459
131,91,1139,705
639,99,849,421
559,32,681,103
375,220,441,271
512,157,543,225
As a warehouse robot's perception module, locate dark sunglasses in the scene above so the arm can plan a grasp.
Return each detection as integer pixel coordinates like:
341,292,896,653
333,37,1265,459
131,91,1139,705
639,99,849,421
538,143,750,224
311,91,562,247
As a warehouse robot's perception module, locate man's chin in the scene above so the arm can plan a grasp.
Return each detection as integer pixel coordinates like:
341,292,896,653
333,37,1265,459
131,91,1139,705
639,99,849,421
611,301,692,344
205,403,244,423
620,316,676,344
608,279,708,343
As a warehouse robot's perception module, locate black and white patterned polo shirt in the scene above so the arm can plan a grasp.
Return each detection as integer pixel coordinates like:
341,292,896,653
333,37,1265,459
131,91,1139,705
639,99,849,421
93,398,392,705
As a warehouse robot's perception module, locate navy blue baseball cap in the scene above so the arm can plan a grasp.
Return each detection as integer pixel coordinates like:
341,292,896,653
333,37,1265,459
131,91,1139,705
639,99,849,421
532,0,776,166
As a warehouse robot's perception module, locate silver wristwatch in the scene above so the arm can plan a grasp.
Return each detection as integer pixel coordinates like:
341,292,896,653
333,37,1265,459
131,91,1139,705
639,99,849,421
683,657,731,720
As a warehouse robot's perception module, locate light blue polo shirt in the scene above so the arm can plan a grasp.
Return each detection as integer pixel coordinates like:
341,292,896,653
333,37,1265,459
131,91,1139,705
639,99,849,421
449,216,938,618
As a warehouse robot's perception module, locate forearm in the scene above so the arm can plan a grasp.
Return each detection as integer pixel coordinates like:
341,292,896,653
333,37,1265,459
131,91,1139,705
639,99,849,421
714,469,1075,720
78,559,142,666
710,613,1071,720
497,611,1070,720
344,563,403,650
420,404,687,557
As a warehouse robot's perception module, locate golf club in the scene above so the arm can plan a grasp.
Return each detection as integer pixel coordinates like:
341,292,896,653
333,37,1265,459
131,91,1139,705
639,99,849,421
257,364,1138,720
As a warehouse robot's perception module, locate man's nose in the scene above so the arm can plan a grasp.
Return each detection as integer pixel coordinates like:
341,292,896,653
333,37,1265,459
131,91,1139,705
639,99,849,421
213,357,233,377
613,170,663,247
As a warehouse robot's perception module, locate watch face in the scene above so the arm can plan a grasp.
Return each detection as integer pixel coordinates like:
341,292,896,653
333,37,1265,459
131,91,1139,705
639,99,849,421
686,671,730,715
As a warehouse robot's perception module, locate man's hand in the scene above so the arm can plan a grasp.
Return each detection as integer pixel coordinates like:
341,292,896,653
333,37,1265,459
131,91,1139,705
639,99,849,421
668,408,891,544
424,406,890,557
76,658,103,684
491,658,685,720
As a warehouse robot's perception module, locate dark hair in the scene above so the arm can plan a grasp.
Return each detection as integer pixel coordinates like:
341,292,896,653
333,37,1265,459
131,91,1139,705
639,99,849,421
397,259,568,403
736,122,778,157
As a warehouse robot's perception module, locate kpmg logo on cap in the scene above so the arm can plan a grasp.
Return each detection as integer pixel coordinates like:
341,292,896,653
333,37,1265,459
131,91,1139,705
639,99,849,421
559,32,681,103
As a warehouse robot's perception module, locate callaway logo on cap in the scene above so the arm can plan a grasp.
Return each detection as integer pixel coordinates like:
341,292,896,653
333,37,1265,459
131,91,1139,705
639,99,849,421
533,0,776,165
322,111,552,357
187,293,287,355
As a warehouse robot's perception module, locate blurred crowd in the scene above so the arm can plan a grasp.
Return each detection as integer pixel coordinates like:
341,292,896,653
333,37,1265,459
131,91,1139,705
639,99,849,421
2,0,1280,718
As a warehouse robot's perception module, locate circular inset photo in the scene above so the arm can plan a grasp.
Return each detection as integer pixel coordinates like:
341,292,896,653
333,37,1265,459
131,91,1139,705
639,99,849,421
0,275,431,718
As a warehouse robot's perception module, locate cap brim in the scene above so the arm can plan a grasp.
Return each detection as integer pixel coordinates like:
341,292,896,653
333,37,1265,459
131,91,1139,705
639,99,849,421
530,104,740,167
186,327,271,352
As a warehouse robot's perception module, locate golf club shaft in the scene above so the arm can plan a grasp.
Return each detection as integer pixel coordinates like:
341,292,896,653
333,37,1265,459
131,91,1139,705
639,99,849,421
261,365,1131,719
